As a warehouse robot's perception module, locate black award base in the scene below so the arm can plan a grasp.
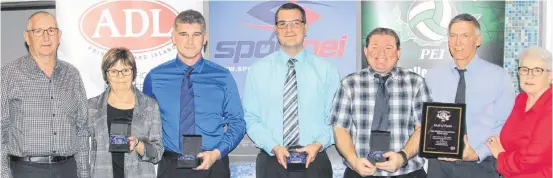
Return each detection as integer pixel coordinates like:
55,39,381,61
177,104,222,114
177,155,202,169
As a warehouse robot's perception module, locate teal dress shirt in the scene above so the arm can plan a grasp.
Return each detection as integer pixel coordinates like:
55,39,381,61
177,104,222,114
243,50,340,155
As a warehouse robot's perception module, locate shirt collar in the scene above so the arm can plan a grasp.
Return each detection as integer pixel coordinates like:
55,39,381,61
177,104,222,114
175,55,205,73
24,54,62,74
530,84,553,111
278,49,306,65
366,66,399,80
449,55,483,74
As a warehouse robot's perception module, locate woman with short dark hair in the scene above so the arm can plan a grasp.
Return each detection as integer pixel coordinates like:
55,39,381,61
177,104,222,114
88,47,163,178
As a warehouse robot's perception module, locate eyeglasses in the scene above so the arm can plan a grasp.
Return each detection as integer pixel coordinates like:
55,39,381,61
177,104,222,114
517,67,551,77
106,68,133,77
275,20,304,29
26,28,59,37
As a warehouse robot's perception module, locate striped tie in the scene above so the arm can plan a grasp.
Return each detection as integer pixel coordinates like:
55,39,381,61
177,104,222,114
283,58,299,147
180,67,195,136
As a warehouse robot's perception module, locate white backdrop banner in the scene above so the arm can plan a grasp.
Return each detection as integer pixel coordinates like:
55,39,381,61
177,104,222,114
56,0,203,98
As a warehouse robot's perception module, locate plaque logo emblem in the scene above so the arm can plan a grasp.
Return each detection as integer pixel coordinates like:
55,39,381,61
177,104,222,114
437,110,451,122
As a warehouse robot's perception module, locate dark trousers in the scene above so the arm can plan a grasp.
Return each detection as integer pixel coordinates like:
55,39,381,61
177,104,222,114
256,150,333,178
344,168,426,178
157,151,230,178
427,156,500,178
10,156,78,178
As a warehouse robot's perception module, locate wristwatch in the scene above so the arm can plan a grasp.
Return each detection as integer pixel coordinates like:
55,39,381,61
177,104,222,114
397,150,408,166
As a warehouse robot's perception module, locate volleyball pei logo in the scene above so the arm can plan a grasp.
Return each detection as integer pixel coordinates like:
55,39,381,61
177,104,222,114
407,0,458,46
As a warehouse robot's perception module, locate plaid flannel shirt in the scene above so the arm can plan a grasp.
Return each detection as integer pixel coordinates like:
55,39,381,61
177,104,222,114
1,55,90,178
330,67,431,176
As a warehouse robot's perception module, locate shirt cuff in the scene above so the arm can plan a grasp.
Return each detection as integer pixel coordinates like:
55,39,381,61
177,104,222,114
474,145,491,163
314,136,330,151
214,142,230,159
496,151,507,175
262,144,279,156
140,142,157,162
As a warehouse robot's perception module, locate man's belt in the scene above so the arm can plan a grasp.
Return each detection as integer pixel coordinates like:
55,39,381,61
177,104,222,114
10,155,73,164
163,151,183,159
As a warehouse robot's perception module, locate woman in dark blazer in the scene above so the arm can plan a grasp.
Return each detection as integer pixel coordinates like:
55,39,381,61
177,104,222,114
88,47,163,178
486,46,552,178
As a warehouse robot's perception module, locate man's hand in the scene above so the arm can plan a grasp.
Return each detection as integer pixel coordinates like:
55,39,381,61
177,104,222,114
194,149,221,170
350,157,377,177
375,152,404,172
272,145,290,169
438,135,478,162
485,135,504,158
296,142,323,168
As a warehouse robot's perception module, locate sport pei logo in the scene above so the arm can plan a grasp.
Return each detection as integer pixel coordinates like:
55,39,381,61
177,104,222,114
79,0,178,53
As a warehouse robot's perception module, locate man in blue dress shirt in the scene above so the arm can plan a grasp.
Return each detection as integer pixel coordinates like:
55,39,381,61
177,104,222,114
143,10,246,178
242,3,340,178
425,13,515,178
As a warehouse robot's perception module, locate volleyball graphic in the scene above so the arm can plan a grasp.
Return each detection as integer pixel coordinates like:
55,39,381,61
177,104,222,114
407,0,458,43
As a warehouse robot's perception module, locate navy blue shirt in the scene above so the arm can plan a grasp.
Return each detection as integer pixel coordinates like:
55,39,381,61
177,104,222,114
143,57,245,157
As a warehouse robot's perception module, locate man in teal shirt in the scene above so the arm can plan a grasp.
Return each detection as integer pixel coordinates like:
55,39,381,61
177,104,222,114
242,2,340,178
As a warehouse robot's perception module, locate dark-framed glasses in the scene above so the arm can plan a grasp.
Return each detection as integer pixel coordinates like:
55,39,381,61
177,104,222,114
26,28,59,37
275,20,304,29
107,68,133,77
517,67,551,77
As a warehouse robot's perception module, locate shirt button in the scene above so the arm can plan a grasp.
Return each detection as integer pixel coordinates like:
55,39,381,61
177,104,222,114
53,132,57,135
49,80,52,83
52,114,55,117
50,96,54,99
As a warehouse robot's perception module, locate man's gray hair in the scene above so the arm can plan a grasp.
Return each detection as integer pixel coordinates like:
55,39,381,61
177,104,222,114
448,13,481,35
27,11,57,30
517,46,553,70
174,9,206,32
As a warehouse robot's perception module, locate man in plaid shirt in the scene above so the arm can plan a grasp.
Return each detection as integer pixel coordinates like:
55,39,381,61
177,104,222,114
330,28,430,178
1,12,89,178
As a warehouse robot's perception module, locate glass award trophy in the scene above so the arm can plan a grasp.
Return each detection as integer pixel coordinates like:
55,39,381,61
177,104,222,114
177,135,202,169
